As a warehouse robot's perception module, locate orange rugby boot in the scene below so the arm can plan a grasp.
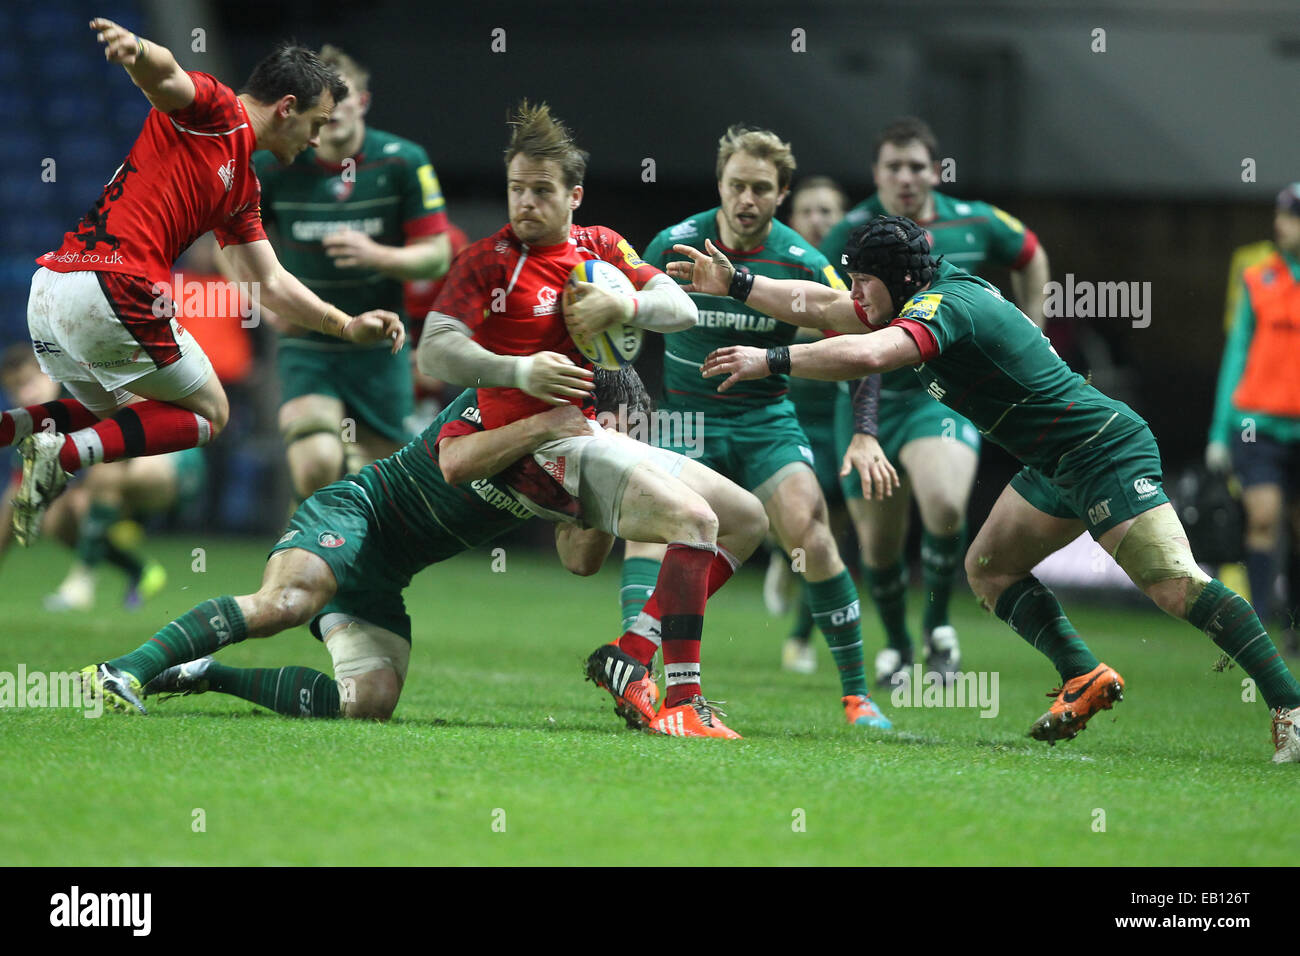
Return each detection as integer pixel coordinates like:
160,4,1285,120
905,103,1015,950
1028,662,1125,745
649,694,742,739
584,642,659,729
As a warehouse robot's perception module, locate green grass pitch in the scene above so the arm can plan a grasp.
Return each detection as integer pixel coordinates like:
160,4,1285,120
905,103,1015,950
1,536,1296,866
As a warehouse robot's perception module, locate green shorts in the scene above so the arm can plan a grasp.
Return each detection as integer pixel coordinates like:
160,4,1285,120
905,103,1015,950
1009,423,1169,537
268,479,416,642
660,398,814,500
838,386,982,500
276,340,414,445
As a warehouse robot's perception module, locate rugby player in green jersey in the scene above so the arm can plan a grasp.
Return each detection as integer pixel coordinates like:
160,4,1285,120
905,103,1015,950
252,46,452,503
819,118,1052,688
79,370,733,723
770,177,896,674
622,128,896,728
686,217,1300,762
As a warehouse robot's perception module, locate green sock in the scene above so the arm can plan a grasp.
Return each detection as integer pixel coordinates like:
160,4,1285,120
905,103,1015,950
809,571,868,696
921,527,964,634
1189,579,1300,710
75,502,119,568
863,561,912,653
205,663,340,717
620,557,661,631
103,537,145,580
111,596,247,685
994,576,1099,681
790,584,814,640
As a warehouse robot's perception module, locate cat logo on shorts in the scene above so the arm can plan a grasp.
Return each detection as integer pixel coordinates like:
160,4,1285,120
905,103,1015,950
318,531,346,549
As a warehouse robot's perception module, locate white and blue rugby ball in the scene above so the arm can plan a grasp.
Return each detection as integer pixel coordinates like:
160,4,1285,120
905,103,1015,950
564,259,643,370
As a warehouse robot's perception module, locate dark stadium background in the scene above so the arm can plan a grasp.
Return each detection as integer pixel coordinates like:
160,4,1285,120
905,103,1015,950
3,0,1293,558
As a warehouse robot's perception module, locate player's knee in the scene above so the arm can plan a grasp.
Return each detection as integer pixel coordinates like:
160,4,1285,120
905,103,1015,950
661,494,718,544
340,668,400,721
733,493,768,549
1145,577,1194,619
921,499,965,537
202,390,230,439
260,585,318,631
291,457,341,500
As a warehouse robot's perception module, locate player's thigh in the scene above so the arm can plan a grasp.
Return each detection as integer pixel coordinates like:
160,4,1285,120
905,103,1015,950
616,459,715,544
669,454,767,545
899,436,979,534
847,480,912,567
966,482,1086,591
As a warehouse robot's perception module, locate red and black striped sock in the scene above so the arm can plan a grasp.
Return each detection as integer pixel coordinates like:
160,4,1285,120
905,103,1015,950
619,546,740,666
0,399,100,447
651,541,717,708
58,400,213,472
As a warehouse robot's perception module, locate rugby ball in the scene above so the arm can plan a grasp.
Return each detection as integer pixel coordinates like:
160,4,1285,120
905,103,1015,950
564,259,643,370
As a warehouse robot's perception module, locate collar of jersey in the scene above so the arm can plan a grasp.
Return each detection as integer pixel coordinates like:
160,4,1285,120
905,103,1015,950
312,150,366,174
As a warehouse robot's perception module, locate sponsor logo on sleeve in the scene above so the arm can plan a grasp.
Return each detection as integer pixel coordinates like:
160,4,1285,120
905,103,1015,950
669,221,699,240
1133,477,1158,500
417,164,444,210
992,207,1026,234
899,293,943,322
616,239,647,269
823,265,847,291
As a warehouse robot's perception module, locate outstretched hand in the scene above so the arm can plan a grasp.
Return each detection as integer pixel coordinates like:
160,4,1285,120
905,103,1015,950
666,239,736,296
700,345,769,393
90,18,141,65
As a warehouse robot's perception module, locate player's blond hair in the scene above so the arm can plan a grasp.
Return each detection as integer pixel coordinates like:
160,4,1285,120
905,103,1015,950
715,125,797,192
504,100,588,188
319,44,369,94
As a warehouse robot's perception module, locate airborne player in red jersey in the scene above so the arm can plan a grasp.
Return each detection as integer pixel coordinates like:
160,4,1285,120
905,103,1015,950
420,102,769,737
3,19,405,545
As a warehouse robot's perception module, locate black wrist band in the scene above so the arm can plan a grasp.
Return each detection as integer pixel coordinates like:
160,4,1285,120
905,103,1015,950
766,346,791,376
729,269,755,302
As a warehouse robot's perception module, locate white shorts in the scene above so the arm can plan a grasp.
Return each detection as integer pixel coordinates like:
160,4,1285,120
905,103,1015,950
530,421,688,535
27,267,212,406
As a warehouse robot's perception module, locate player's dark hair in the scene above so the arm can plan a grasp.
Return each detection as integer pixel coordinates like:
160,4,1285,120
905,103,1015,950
872,117,939,164
594,367,654,421
240,42,349,112
505,100,588,189
841,216,937,315
792,175,848,209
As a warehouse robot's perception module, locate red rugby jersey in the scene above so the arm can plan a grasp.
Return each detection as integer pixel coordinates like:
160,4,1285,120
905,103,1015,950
431,223,661,428
38,72,266,288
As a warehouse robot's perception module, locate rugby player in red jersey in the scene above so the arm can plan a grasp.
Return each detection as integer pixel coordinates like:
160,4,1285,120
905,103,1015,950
420,103,768,738
3,19,404,545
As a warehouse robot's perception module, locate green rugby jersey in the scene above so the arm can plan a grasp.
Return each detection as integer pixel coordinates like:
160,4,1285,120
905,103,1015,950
645,209,846,412
354,389,534,574
253,126,448,349
820,191,1037,394
891,261,1144,474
